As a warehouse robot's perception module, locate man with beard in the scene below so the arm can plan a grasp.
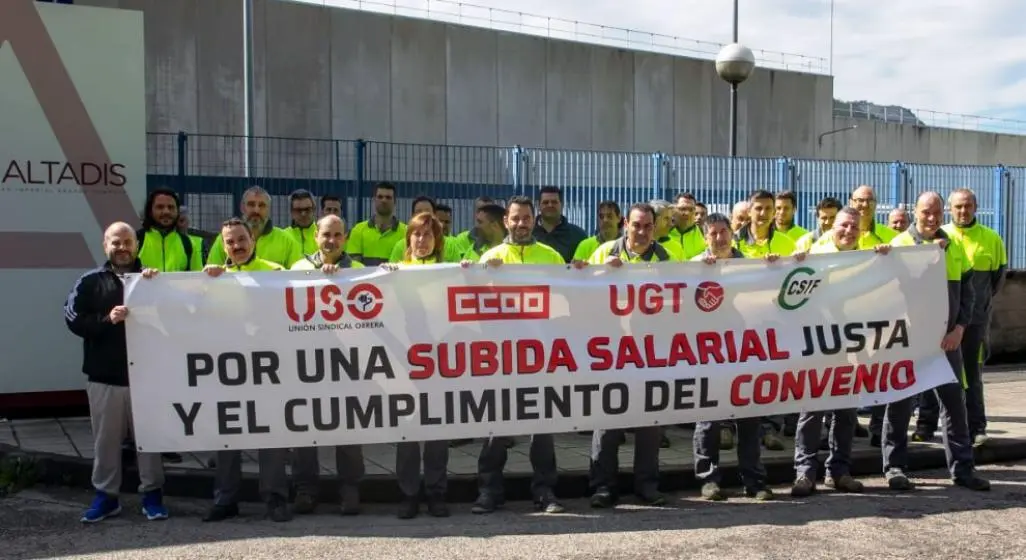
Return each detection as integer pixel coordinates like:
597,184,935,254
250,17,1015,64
346,182,407,266
453,196,497,255
791,207,887,498
461,203,507,263
695,202,709,229
774,191,808,241
879,191,990,492
136,188,201,273
206,186,302,268
64,223,167,523
473,196,565,516
202,219,290,523
290,214,367,515
585,203,671,509
795,197,842,253
285,189,318,255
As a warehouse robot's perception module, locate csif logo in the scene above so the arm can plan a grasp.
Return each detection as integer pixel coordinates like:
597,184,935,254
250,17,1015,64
285,283,384,323
447,285,550,322
777,267,822,311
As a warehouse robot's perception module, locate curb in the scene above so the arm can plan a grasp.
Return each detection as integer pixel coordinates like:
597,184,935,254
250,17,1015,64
4,437,1026,504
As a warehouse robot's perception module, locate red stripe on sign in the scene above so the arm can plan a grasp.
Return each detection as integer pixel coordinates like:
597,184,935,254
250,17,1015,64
0,0,139,269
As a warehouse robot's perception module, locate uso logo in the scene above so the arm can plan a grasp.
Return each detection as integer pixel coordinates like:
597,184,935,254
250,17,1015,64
694,281,724,312
285,283,384,323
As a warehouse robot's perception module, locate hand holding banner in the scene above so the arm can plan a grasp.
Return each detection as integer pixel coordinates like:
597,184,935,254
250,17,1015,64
124,245,954,452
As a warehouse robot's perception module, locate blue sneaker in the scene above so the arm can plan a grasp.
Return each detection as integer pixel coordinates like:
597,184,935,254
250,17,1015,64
141,490,169,521
81,492,121,523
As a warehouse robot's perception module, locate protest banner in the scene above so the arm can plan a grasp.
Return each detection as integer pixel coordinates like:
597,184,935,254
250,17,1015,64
124,245,955,452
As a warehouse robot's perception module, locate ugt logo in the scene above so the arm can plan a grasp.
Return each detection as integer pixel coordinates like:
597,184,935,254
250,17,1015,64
285,283,384,322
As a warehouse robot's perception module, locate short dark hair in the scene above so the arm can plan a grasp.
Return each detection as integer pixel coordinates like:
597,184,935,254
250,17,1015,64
435,203,452,214
289,189,314,203
374,182,396,196
703,212,731,232
695,202,707,210
598,200,622,217
221,217,249,232
775,191,797,206
477,203,506,225
817,196,843,212
674,192,696,203
538,186,562,202
506,195,535,214
749,189,774,203
475,196,496,206
320,194,342,209
411,195,436,214
626,202,656,222
837,207,861,221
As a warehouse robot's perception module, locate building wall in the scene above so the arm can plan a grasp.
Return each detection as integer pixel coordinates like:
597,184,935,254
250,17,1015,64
76,0,1026,174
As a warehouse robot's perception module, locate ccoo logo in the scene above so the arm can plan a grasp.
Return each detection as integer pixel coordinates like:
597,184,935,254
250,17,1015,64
694,281,724,312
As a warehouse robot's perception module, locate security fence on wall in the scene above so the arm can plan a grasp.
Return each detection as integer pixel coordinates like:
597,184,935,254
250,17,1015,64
147,132,1026,268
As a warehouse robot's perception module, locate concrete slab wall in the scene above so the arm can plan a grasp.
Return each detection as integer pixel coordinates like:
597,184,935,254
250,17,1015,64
80,0,1026,175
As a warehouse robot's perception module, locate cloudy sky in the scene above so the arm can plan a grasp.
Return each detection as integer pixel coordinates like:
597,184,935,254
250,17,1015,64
313,0,1026,125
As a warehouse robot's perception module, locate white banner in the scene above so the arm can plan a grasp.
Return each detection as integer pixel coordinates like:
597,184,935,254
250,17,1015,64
124,245,955,452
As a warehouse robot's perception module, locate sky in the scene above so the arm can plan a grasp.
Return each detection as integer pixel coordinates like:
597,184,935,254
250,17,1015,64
307,0,1026,127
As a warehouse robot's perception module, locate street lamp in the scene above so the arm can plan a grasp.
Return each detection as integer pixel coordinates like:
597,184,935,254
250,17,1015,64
715,43,756,157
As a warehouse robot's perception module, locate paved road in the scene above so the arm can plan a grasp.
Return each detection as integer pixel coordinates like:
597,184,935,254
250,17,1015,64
4,461,1026,559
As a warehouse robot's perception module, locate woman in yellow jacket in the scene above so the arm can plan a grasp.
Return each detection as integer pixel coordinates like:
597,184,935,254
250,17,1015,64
381,212,451,519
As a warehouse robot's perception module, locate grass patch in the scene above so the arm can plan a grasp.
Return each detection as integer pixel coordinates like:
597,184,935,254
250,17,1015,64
0,454,40,497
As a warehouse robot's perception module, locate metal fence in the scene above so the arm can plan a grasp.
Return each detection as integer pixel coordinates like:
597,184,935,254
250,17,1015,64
147,132,1026,267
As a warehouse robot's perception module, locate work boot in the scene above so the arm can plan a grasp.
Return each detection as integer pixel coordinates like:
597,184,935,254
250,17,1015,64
790,476,816,497
340,486,360,516
824,474,864,493
292,493,317,515
701,482,725,501
590,487,615,509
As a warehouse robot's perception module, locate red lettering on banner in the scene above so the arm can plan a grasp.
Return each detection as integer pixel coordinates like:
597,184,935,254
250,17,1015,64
406,339,577,379
447,285,550,322
285,283,384,323
729,360,917,406
608,282,688,316
587,329,788,370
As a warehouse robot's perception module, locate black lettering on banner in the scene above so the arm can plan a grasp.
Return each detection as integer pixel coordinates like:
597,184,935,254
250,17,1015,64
674,379,696,410
172,402,201,436
296,346,395,383
246,401,270,433
574,384,600,416
516,387,540,421
313,398,340,431
186,351,281,387
602,383,629,415
461,390,495,423
545,386,571,417
347,395,383,429
420,393,442,425
699,378,719,408
285,399,308,432
217,401,242,435
387,394,416,427
644,381,669,412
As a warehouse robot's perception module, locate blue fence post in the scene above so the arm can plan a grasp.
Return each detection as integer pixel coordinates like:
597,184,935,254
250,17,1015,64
889,161,905,208
651,152,667,200
994,165,1007,241
355,139,367,223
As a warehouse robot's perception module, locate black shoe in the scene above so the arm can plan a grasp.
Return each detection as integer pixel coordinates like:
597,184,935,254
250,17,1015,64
266,497,292,522
426,496,450,518
535,492,566,514
397,498,420,519
870,434,881,448
954,475,991,492
340,486,360,516
590,487,615,508
161,452,183,463
911,430,934,442
660,434,671,449
854,423,869,438
637,490,666,506
504,438,516,449
783,424,796,438
470,493,500,514
202,503,239,522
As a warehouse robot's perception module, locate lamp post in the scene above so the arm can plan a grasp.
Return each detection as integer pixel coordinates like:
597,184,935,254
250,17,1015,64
715,1,756,157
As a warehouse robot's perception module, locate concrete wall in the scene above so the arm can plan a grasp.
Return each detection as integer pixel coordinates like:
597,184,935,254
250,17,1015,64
79,0,1026,176
819,117,1026,166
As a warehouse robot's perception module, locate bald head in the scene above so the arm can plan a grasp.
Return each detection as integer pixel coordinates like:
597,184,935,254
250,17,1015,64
731,201,751,232
103,222,137,268
315,213,348,262
850,185,877,225
914,191,943,238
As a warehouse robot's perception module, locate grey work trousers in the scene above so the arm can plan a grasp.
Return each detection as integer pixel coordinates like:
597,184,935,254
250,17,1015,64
794,408,857,479
478,435,557,500
884,349,975,480
396,440,449,499
293,446,365,497
919,325,987,436
589,427,661,496
693,418,766,489
87,382,164,495
214,449,289,505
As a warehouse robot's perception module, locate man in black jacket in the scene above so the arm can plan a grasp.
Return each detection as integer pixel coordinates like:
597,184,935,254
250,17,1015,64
64,222,168,523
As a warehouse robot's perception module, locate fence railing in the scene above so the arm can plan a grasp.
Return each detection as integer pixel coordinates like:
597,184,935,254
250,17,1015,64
833,102,1026,135
148,132,1026,268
